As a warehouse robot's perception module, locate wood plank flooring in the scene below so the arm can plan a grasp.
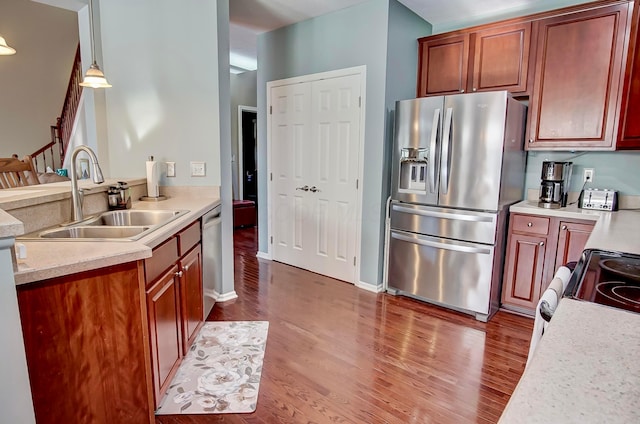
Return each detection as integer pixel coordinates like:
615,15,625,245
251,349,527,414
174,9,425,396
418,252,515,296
156,227,533,424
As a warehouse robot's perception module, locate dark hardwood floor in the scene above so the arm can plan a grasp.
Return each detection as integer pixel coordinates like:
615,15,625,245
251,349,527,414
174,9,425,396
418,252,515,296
156,226,533,424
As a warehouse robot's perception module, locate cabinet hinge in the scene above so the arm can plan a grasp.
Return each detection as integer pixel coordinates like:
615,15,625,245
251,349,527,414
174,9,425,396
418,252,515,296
270,172,272,181
270,236,273,244
356,179,359,189
359,96,361,107
353,256,356,266
270,105,273,115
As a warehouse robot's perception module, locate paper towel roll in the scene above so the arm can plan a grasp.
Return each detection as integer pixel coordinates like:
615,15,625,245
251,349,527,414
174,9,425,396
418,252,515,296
146,156,159,198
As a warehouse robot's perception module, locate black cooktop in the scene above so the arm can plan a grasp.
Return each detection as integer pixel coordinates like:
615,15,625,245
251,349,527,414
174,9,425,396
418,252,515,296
565,249,640,314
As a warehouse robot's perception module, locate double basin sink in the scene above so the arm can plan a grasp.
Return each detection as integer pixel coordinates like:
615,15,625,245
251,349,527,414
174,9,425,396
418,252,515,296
22,209,189,241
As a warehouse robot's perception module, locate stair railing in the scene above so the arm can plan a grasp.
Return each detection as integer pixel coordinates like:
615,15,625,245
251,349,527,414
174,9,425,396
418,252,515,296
31,44,83,172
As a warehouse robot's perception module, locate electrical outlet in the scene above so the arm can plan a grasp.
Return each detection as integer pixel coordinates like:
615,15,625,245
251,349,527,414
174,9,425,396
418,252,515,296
166,161,176,177
190,161,206,177
583,168,594,183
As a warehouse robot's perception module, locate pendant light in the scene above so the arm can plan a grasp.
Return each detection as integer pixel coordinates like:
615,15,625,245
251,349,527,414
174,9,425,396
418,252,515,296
80,0,111,88
0,35,16,55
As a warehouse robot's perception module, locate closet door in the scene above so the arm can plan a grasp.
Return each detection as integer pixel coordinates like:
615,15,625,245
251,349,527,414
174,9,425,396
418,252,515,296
270,72,362,283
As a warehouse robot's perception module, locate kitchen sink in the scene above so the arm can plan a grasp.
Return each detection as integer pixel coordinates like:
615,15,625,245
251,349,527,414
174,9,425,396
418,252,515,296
20,209,190,241
39,226,151,239
82,209,187,227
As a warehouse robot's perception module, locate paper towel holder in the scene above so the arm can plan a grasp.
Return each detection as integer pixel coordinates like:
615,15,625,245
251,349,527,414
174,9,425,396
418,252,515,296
141,155,168,201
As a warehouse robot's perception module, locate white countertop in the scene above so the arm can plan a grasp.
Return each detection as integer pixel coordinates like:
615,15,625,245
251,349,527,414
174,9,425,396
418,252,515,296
510,200,640,255
499,299,640,424
501,201,640,423
1,185,220,285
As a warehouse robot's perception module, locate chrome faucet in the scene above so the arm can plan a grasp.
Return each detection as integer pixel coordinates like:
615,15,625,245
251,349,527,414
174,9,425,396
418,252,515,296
70,145,105,222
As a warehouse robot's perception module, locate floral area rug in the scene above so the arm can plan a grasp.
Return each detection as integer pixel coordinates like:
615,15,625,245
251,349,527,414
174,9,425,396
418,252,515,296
156,321,269,415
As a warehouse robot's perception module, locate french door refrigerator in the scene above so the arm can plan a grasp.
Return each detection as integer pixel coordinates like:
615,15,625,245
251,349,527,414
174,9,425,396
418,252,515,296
387,91,526,322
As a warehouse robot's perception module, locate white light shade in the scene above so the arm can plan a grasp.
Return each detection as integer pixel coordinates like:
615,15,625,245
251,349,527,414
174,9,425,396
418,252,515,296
80,62,112,88
0,35,16,55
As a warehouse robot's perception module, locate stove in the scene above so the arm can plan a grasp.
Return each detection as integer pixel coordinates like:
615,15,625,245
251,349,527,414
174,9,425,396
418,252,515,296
565,249,640,314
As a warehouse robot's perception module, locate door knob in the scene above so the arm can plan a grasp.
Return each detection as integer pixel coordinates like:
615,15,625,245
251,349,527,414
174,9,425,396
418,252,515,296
296,185,309,191
309,186,320,193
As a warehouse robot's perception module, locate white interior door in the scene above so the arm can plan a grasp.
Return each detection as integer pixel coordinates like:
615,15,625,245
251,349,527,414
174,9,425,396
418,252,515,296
270,71,363,283
271,82,312,267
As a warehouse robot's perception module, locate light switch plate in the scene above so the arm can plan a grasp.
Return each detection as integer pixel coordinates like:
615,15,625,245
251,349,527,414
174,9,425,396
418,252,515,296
166,162,176,177
190,161,206,177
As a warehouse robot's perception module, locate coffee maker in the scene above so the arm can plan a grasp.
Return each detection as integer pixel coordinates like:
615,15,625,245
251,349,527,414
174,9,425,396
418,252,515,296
538,161,572,209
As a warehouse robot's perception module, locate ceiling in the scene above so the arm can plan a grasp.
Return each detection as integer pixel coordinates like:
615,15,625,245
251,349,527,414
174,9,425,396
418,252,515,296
228,0,582,73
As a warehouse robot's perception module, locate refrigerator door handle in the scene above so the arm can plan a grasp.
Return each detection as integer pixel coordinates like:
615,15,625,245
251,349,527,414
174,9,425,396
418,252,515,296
392,204,495,223
391,232,492,255
428,108,441,193
440,107,453,195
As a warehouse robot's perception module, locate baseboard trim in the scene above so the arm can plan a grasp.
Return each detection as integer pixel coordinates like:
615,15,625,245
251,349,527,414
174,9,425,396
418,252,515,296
256,251,271,260
355,281,384,293
214,291,238,302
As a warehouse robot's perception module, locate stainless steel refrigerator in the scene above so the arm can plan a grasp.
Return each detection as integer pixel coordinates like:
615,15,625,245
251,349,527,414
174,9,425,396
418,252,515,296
387,91,526,322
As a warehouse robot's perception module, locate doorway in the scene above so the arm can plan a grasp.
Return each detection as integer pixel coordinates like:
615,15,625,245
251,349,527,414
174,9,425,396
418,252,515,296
238,106,258,207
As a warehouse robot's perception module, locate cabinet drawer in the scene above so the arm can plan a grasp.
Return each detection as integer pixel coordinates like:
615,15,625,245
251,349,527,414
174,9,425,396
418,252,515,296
512,214,550,235
145,236,179,284
178,220,201,256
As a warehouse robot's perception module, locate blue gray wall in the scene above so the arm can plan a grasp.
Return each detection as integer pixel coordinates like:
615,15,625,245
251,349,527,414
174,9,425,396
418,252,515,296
257,0,431,286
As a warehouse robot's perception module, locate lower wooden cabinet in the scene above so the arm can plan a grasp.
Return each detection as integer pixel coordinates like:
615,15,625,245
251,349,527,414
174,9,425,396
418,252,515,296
180,245,203,355
146,264,183,404
17,262,155,424
144,220,204,408
501,213,595,315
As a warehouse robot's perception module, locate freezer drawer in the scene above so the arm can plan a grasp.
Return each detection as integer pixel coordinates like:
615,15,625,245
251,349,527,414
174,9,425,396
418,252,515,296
388,229,495,317
390,202,497,245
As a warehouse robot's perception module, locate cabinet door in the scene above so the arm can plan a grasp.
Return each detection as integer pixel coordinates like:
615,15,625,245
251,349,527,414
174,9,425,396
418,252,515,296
527,3,631,150
472,22,532,94
417,33,470,97
147,265,182,407
180,245,204,355
618,4,640,148
502,233,547,313
554,220,595,273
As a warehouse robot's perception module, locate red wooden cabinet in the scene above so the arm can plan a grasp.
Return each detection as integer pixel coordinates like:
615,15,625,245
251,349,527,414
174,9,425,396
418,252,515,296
526,2,632,150
180,244,204,355
502,214,595,316
146,264,183,404
617,2,640,148
417,22,532,97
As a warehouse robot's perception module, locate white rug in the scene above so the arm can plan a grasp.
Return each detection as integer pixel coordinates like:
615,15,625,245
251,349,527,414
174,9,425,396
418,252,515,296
156,321,269,415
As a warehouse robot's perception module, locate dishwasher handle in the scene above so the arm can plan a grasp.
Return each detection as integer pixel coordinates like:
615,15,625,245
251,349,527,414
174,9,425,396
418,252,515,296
202,205,221,227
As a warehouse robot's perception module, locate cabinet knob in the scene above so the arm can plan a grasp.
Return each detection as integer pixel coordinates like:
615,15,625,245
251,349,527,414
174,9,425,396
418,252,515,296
561,225,567,230
175,270,183,278
460,89,465,93
527,222,533,227
539,241,545,247
529,139,534,143
472,88,477,92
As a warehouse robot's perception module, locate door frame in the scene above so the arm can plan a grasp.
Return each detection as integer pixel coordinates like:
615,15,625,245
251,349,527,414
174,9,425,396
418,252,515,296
266,65,367,285
237,105,257,201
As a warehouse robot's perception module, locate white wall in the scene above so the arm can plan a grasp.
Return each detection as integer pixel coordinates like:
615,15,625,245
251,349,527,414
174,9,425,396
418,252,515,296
98,0,221,186
0,0,78,158
0,237,35,424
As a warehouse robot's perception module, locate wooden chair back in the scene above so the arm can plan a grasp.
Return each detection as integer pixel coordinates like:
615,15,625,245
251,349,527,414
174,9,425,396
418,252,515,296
0,155,41,188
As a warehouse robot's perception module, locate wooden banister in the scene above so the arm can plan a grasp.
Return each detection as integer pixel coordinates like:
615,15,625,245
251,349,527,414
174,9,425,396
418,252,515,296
31,44,83,172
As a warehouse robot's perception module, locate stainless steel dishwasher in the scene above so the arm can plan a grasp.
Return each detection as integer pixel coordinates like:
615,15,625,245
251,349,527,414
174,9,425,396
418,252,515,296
201,205,221,319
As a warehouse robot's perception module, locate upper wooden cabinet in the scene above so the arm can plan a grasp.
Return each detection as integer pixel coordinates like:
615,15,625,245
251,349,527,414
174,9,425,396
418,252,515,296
472,23,532,94
526,2,632,150
617,3,640,148
417,33,470,96
417,22,532,97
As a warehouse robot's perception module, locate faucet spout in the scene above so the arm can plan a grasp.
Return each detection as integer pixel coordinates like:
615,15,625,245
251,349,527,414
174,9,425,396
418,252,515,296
70,145,104,222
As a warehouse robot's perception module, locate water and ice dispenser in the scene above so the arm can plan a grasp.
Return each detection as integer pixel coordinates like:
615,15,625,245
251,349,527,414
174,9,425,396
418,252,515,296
398,148,428,193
